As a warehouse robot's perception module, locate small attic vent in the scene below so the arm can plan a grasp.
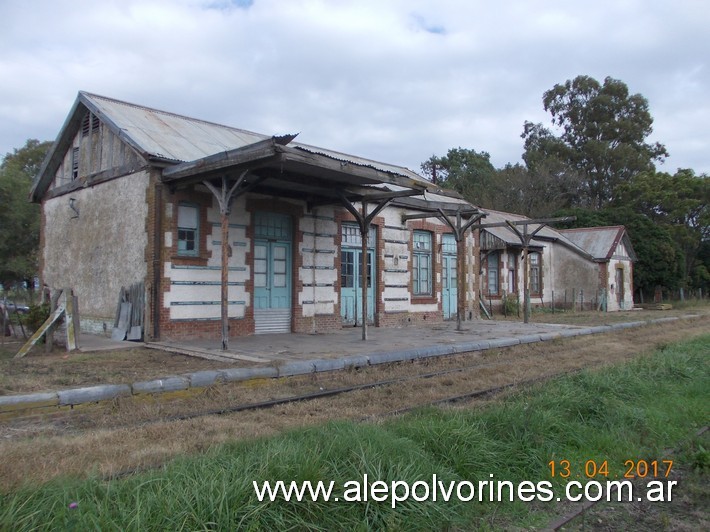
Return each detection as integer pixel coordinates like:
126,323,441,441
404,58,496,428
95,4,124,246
81,112,100,136
71,147,80,179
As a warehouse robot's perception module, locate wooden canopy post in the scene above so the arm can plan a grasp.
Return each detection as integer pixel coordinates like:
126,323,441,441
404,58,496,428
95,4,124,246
203,171,253,351
402,208,483,331
474,216,575,324
339,193,401,340
360,200,369,341
436,210,484,331
505,222,544,324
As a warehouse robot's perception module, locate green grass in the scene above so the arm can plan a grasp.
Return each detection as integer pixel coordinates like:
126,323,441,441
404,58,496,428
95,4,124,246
1,335,708,530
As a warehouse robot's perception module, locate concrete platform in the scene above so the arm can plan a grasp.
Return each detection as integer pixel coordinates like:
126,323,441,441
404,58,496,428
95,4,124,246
145,319,583,364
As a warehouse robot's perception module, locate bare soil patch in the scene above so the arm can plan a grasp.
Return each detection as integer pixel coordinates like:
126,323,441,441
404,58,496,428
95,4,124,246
0,315,708,493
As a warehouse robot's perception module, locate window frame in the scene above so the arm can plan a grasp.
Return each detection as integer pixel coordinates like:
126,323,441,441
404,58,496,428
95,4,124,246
529,251,542,295
487,251,500,296
177,202,200,257
412,230,432,296
507,252,517,293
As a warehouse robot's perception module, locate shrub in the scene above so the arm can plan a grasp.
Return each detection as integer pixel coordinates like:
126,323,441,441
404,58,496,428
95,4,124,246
25,302,50,333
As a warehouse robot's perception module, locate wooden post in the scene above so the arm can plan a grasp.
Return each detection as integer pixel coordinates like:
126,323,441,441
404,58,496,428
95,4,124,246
203,171,251,351
338,192,402,341
523,244,530,323
572,288,577,312
46,289,62,353
1,303,7,345
361,200,368,341
64,289,77,351
221,211,230,350
455,212,464,331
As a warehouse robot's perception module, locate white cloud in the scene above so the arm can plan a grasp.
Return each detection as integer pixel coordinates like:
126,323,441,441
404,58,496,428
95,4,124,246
0,0,708,175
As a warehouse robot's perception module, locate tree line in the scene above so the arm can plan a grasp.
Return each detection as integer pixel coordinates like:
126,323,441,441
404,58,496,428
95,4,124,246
421,75,709,299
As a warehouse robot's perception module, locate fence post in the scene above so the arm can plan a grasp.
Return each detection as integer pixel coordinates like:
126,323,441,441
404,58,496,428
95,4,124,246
572,288,576,312
517,292,521,318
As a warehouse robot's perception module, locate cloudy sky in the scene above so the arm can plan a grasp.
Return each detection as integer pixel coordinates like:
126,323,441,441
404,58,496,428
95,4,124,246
1,0,708,175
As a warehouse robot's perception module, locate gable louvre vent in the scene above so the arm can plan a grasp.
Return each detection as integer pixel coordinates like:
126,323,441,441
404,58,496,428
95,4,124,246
71,147,80,179
81,112,100,136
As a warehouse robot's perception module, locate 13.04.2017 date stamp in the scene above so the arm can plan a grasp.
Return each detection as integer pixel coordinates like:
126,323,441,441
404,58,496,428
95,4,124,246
548,459,673,479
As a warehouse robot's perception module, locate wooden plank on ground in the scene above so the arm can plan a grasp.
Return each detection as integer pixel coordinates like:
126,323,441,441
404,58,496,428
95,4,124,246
15,303,66,358
64,290,77,352
117,302,132,331
127,325,142,341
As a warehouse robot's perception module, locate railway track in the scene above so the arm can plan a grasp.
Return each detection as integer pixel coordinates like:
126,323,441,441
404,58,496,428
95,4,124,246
4,340,591,432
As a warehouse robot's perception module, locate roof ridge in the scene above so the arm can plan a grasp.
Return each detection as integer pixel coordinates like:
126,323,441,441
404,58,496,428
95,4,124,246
559,225,624,232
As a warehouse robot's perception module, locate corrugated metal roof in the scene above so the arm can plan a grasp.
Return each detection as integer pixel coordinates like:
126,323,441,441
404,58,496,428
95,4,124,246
480,209,562,247
558,226,627,260
83,92,431,184
293,143,430,185
83,92,269,162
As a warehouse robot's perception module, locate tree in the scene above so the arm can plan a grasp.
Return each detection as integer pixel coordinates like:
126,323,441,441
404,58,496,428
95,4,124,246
0,139,52,289
523,75,668,209
421,148,496,207
615,169,709,287
493,161,582,217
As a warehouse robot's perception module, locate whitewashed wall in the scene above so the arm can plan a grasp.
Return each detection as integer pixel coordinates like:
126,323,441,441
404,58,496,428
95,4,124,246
299,209,338,317
42,170,149,330
162,193,251,321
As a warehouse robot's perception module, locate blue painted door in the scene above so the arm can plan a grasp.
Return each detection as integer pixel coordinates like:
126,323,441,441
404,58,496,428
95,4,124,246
442,234,457,320
254,241,291,310
340,249,374,326
253,212,292,334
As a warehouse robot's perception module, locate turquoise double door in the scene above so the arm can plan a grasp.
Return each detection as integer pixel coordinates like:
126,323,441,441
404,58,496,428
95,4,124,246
340,248,375,326
253,213,292,334
254,241,291,309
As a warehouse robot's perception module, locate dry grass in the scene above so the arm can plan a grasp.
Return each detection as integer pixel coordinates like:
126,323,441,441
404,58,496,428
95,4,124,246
0,315,708,493
0,346,237,395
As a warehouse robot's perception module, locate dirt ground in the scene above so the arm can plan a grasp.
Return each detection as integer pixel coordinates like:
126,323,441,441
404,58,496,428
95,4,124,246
1,306,707,395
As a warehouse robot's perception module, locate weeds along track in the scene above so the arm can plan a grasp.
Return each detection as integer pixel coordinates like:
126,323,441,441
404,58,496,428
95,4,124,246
0,316,708,492
117,358,579,427
6,331,617,432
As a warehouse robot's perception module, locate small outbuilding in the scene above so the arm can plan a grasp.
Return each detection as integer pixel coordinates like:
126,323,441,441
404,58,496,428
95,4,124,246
479,210,636,312
558,226,636,311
